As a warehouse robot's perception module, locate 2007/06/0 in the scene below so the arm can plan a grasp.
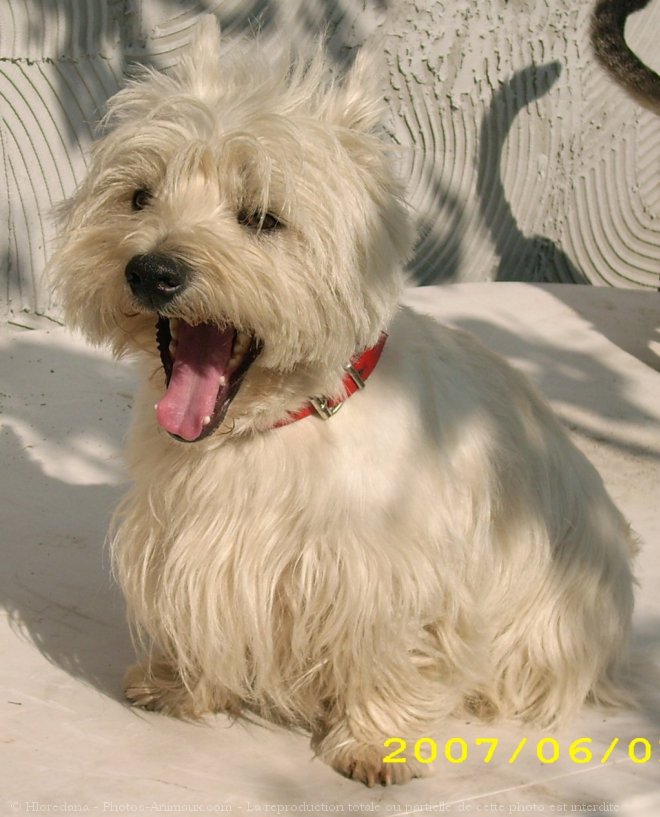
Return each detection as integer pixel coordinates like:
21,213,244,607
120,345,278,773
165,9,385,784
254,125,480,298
383,736,659,765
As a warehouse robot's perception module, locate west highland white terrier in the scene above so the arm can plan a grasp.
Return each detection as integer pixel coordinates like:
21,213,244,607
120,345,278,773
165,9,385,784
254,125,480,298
51,17,635,786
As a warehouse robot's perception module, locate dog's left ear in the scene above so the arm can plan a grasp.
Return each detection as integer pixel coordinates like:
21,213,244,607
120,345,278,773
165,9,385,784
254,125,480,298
330,49,385,133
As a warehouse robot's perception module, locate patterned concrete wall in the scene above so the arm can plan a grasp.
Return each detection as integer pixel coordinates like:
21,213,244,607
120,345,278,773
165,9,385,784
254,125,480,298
1,0,659,317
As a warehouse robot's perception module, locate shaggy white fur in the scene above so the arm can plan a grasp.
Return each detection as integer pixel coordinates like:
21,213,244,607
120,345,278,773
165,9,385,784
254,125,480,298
51,17,635,787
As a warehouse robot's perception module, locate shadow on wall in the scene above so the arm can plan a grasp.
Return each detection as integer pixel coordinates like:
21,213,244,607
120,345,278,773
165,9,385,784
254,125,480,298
476,61,586,284
406,61,585,285
408,171,466,286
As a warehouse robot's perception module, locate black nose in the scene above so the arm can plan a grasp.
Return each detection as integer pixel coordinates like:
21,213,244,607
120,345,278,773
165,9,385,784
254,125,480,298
125,253,190,310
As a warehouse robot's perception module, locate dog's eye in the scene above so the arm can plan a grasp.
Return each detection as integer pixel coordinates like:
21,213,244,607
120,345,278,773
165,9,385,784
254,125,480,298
132,189,152,211
238,209,282,233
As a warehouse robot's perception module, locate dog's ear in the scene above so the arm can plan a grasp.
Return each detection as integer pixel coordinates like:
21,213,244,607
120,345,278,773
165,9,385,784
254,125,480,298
190,14,222,59
332,49,385,133
176,14,223,85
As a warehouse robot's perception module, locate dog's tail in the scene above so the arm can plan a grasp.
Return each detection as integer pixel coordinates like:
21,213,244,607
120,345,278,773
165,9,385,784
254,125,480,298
591,0,660,113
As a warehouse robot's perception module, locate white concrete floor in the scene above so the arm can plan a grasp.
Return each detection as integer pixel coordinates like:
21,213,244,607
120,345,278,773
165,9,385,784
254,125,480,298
2,283,659,815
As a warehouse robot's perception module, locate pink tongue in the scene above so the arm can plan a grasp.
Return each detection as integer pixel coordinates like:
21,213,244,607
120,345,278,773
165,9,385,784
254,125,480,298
156,322,234,441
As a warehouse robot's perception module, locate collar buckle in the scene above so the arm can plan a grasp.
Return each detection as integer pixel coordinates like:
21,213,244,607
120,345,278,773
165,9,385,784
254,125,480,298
309,361,369,420
310,396,344,420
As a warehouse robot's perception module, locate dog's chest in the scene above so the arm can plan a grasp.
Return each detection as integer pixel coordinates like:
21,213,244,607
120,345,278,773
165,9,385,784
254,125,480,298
125,422,440,705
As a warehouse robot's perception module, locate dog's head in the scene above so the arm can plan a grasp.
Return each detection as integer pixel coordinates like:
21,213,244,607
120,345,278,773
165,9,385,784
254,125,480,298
51,17,414,442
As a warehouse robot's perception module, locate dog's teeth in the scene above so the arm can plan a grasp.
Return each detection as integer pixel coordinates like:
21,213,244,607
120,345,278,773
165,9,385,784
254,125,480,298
219,375,227,387
169,318,180,340
234,332,249,353
169,341,177,357
154,403,159,411
202,415,212,426
228,334,251,369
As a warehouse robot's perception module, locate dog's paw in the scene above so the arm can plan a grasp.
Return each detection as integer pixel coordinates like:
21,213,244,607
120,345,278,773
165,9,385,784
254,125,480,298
124,661,242,719
329,743,429,787
124,660,232,719
124,661,194,717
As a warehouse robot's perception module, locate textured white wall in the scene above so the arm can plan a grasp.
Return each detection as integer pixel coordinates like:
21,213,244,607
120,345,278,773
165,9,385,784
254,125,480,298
1,0,659,317
383,0,660,287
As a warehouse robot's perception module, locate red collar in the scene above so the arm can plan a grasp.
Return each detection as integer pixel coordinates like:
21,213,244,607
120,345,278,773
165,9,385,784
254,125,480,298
274,333,388,428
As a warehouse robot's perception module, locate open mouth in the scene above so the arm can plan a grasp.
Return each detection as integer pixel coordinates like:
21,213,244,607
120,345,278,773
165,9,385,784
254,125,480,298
154,316,262,442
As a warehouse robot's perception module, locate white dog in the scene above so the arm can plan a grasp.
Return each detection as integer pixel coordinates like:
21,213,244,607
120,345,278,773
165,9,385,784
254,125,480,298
51,17,635,786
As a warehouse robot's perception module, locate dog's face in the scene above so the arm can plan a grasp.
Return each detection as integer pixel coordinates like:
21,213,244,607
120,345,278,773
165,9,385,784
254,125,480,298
52,18,413,442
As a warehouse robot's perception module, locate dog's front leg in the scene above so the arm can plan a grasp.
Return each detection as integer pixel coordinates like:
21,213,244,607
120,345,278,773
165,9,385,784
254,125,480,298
311,665,459,786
